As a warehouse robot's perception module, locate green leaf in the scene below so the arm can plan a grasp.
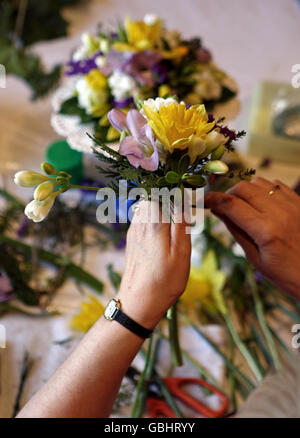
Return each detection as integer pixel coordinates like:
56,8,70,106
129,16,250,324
107,264,122,292
177,154,190,175
59,96,94,123
165,171,180,184
182,174,206,187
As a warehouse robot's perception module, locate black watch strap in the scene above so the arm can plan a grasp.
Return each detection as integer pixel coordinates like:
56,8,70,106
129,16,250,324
114,309,152,339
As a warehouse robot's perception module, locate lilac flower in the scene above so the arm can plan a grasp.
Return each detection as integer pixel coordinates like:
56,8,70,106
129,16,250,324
108,109,159,171
195,48,212,64
0,273,14,303
152,61,168,84
208,113,215,123
254,270,264,283
121,51,162,86
100,50,132,76
66,51,103,76
112,97,135,109
17,217,29,238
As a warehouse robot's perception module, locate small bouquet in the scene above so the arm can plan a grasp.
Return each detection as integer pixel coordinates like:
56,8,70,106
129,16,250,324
51,14,238,152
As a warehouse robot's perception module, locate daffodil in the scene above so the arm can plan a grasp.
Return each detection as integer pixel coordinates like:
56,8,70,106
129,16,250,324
181,250,227,315
142,101,215,153
113,17,161,52
70,294,105,333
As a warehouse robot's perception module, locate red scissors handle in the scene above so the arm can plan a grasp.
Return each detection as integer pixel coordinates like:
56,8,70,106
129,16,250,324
146,397,177,418
164,377,228,418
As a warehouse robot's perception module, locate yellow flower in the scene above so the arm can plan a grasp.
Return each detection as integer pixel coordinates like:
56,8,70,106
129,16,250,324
142,102,215,153
162,45,189,59
158,84,172,97
85,69,107,90
106,125,120,141
79,69,109,117
113,17,161,52
70,294,104,333
181,250,227,314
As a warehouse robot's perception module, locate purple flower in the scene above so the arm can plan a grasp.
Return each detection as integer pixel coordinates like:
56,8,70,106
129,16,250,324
0,273,14,303
66,51,103,76
108,109,159,171
112,97,135,109
152,61,168,84
254,270,264,283
17,217,29,238
121,51,162,87
100,50,132,76
195,48,212,64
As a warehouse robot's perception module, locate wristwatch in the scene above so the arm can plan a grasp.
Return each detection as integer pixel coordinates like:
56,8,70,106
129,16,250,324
104,298,152,339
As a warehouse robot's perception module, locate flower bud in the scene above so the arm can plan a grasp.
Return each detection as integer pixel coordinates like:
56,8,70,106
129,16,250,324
14,170,48,187
203,160,229,175
158,84,172,98
41,162,56,175
205,130,226,154
24,193,57,223
34,182,55,201
188,136,206,163
211,145,226,160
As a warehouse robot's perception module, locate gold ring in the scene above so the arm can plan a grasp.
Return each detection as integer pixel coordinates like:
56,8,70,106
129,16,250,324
268,184,280,196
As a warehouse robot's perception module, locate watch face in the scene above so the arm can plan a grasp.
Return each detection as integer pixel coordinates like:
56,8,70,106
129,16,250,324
104,299,118,320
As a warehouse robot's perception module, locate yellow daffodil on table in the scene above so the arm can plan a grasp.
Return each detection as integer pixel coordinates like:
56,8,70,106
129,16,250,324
181,250,227,315
70,294,105,333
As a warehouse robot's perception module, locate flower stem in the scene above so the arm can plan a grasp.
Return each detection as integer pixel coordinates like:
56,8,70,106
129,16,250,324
168,302,183,367
131,336,153,418
224,314,264,383
139,345,183,418
0,235,104,293
247,270,281,371
181,314,256,391
68,184,101,191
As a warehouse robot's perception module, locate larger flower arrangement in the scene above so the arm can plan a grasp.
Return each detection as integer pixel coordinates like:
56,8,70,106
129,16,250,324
51,14,238,153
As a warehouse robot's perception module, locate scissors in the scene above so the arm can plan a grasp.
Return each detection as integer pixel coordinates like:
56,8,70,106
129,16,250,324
146,377,229,418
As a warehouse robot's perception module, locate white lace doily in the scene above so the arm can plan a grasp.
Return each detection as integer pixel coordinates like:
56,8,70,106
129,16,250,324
51,79,96,153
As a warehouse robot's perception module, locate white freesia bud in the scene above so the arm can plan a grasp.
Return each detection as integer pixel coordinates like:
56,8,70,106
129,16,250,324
205,130,227,153
14,170,48,187
188,136,206,163
95,55,107,68
99,39,109,54
82,33,94,51
144,14,159,26
24,193,58,223
203,160,229,175
34,182,55,201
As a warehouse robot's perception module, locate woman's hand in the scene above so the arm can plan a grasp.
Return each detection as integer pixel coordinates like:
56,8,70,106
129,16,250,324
205,177,300,299
117,201,191,329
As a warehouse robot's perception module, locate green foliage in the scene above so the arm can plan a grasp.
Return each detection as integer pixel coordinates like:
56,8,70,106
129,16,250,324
0,0,86,99
59,96,95,123
107,263,122,291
